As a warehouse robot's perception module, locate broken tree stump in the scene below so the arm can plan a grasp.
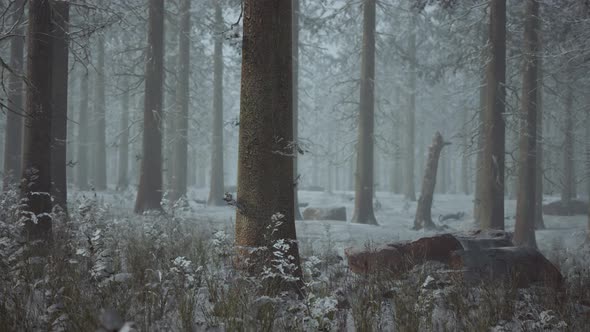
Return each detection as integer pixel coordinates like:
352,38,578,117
414,132,450,230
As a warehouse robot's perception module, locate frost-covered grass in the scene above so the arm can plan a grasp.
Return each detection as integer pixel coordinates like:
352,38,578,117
0,187,589,331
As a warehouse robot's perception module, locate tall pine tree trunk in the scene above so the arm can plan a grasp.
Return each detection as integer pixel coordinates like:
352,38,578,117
535,49,545,229
462,108,470,195
293,0,303,220
21,0,53,240
235,0,303,289
514,0,539,248
94,34,107,190
173,0,191,201
404,13,417,202
351,0,377,225
50,1,70,213
561,82,574,213
3,0,25,190
77,71,89,190
135,0,164,213
117,82,130,190
480,0,506,230
208,0,225,206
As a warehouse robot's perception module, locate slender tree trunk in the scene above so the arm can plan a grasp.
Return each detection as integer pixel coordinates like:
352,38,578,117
480,0,506,230
21,0,53,241
561,82,574,213
351,0,377,225
94,34,107,190
414,132,448,230
3,0,25,190
208,0,225,206
514,0,539,248
135,0,164,213
50,1,70,213
173,0,191,201
535,49,545,229
293,0,303,220
235,0,303,290
117,82,130,190
462,108,470,195
77,71,89,190
405,13,417,202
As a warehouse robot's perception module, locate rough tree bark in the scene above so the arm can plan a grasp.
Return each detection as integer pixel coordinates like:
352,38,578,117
293,0,303,220
235,0,303,289
172,0,191,201
134,0,164,213
480,0,506,230
3,0,25,190
208,0,225,206
351,0,378,225
514,0,539,248
77,71,89,190
20,0,53,240
50,1,70,213
94,34,107,190
561,82,574,214
535,50,545,229
414,132,449,230
117,82,130,190
461,107,470,195
405,13,417,202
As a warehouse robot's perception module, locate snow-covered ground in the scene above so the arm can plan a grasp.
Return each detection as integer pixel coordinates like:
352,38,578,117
91,187,589,258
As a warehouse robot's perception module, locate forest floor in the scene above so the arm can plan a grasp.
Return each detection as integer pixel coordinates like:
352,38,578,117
1,187,589,331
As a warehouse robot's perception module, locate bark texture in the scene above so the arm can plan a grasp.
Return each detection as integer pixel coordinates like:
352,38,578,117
293,0,303,220
21,0,54,240
535,52,545,229
235,0,303,288
208,0,225,206
172,0,191,201
3,0,25,190
50,1,70,213
414,132,448,230
561,83,574,212
351,0,378,225
117,83,130,190
135,0,164,213
77,71,89,190
514,0,539,248
404,13,417,202
94,34,107,190
480,0,506,230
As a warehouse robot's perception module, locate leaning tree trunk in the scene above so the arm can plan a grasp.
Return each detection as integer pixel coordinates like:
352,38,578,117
173,0,191,201
414,132,449,230
293,0,303,220
94,34,107,190
404,13,417,202
77,71,90,190
135,0,164,213
20,0,53,241
235,0,303,290
561,82,574,214
50,1,70,213
117,81,130,190
208,0,225,206
3,0,25,190
480,0,506,230
351,0,378,225
514,0,539,248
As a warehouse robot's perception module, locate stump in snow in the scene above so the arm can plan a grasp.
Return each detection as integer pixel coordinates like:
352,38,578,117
414,132,450,230
302,206,347,221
